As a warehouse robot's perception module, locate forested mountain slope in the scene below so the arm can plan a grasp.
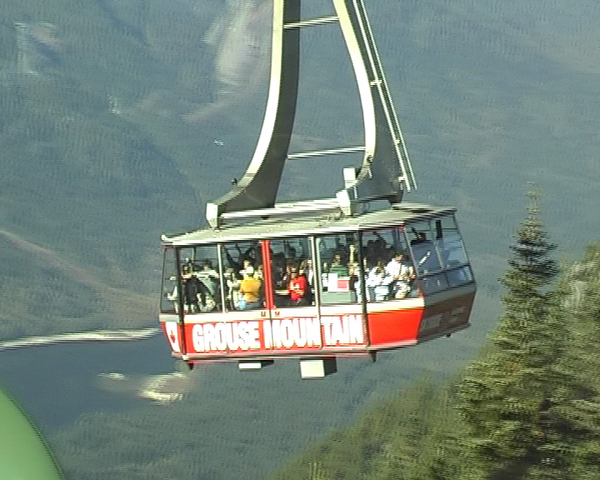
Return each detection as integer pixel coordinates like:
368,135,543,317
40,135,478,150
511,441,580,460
2,0,600,338
269,237,600,479
1,0,599,479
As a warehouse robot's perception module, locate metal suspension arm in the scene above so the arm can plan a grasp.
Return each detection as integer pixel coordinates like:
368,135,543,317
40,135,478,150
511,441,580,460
207,0,301,228
206,0,416,228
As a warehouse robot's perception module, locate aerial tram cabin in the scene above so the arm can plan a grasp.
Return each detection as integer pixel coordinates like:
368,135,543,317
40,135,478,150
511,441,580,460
160,205,475,378
159,0,476,378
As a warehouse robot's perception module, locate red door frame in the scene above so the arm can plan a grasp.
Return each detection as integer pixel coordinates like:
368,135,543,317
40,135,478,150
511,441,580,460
260,239,276,310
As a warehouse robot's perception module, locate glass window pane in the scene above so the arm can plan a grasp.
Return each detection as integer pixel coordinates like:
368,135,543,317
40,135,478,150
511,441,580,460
178,245,221,314
433,215,469,268
361,227,417,301
316,232,360,305
220,241,263,311
419,273,449,294
447,266,474,287
407,220,443,275
269,237,313,307
160,247,179,314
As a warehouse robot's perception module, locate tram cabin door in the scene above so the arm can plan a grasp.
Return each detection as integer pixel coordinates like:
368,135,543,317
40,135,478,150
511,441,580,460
314,231,369,351
262,237,325,353
255,233,368,356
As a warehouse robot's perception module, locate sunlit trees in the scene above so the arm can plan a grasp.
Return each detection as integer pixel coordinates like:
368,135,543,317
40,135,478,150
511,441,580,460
268,195,600,480
457,192,581,479
555,243,600,479
268,380,468,480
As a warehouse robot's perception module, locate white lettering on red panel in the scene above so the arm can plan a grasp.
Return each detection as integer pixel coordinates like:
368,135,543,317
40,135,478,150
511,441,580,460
189,315,364,353
321,315,364,346
192,321,261,353
264,318,322,348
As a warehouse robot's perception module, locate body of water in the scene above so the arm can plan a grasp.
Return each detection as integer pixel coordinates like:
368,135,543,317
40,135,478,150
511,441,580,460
0,333,175,430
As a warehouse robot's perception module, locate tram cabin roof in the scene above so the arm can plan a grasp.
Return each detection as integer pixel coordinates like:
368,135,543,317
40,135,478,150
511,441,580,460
162,203,457,247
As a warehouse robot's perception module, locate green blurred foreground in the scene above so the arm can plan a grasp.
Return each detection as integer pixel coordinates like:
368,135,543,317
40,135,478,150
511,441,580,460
0,387,63,480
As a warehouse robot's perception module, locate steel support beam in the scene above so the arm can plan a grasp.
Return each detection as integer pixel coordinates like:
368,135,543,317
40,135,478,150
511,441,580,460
206,0,416,228
207,0,301,228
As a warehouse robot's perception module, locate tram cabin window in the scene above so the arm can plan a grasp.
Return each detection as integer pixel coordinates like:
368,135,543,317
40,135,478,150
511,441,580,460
447,265,474,287
269,237,313,307
160,247,179,314
361,228,416,301
176,245,220,314
407,220,443,275
433,216,469,268
404,215,473,292
420,272,449,295
220,241,263,311
316,233,360,305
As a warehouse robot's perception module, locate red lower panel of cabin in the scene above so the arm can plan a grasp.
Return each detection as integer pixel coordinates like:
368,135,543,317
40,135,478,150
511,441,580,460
160,288,476,361
367,291,475,349
418,292,475,341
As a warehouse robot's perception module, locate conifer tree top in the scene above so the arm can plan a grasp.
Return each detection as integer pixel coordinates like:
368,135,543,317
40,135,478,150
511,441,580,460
502,190,558,299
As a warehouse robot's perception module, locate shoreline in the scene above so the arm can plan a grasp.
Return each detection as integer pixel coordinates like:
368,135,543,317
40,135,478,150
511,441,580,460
0,328,160,352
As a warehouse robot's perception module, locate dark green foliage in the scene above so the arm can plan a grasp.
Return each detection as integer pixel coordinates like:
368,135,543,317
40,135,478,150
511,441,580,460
268,207,600,480
269,381,469,480
456,195,587,479
554,243,600,479
501,192,558,300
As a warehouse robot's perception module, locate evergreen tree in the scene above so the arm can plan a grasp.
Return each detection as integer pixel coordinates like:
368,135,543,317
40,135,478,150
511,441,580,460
457,192,576,479
269,381,466,480
555,243,600,479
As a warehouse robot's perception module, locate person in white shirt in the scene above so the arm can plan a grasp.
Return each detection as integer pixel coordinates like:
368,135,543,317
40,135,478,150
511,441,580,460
367,261,392,301
385,253,415,299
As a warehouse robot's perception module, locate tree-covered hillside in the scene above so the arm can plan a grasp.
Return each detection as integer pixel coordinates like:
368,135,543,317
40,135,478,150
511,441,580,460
45,198,600,479
2,0,600,339
270,202,600,480
1,1,599,479
0,0,219,335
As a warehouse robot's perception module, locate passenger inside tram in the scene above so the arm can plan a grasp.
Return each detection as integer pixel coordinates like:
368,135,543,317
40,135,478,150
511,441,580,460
364,235,392,265
366,260,391,301
197,260,220,305
272,252,287,289
239,258,254,277
282,259,297,289
411,230,428,245
358,228,419,301
385,253,415,299
256,264,264,282
238,266,262,310
182,265,214,313
160,216,475,316
328,253,349,276
223,266,240,310
288,267,309,306
224,245,255,275
299,258,314,287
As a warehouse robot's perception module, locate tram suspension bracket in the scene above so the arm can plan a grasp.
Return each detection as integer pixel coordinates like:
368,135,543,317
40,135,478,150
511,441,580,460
206,0,416,229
